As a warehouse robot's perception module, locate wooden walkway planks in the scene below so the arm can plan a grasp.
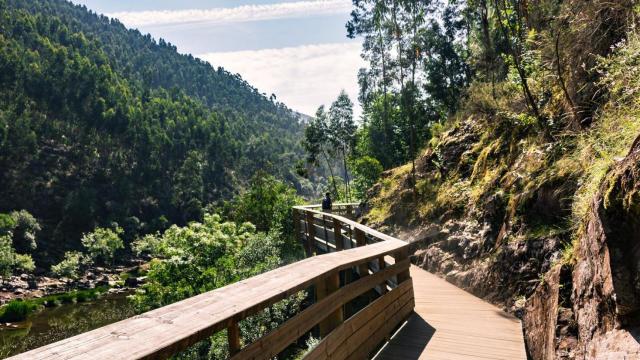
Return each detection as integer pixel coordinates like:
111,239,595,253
374,265,527,360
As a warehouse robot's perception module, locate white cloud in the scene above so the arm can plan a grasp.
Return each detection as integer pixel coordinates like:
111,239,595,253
198,42,364,118
108,0,351,27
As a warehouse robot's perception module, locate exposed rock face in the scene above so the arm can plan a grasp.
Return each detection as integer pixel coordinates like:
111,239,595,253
411,219,562,305
524,264,561,360
571,139,640,358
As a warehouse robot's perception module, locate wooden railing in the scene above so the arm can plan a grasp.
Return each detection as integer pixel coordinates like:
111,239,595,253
10,204,414,360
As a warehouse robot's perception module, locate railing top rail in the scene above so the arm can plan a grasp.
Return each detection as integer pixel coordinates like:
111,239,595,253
294,204,405,245
10,206,408,360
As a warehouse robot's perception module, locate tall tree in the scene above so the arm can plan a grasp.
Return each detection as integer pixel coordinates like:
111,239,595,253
329,91,357,201
349,0,471,174
303,106,340,197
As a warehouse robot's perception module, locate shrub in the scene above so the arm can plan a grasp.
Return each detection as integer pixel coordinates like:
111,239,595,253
0,235,36,277
10,210,40,253
81,227,124,264
51,251,85,279
0,300,37,322
0,214,16,237
14,254,35,273
222,173,303,239
350,156,383,199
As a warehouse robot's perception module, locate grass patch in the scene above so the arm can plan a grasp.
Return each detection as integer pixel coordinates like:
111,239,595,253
571,32,640,224
0,286,109,322
0,300,38,322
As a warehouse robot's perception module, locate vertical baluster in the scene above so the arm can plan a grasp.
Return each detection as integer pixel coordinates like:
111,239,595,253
355,228,369,277
333,219,343,251
305,211,315,256
228,320,241,355
378,256,388,294
293,209,300,243
322,215,329,251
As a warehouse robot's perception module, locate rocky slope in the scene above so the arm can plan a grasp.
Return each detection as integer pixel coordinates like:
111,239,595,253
363,116,640,358
360,21,640,357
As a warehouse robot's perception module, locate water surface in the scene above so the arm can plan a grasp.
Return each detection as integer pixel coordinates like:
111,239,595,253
0,292,135,358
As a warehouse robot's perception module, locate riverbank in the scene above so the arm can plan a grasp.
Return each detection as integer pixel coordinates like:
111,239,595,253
0,262,147,305
0,290,135,358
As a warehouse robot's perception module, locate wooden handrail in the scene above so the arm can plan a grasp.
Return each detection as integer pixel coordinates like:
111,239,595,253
10,205,414,360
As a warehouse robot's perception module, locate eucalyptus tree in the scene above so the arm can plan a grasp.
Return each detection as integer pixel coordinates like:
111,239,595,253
347,0,472,176
303,106,340,197
348,0,393,140
328,91,357,201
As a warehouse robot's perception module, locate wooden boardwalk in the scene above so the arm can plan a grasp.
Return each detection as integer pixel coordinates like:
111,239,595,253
9,204,527,360
374,265,527,360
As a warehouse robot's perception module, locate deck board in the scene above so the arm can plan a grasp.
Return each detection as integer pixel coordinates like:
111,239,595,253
374,265,527,360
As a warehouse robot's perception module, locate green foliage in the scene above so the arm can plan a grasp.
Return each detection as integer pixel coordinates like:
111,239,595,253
571,32,640,222
0,300,38,322
0,0,305,259
14,254,35,273
222,173,303,241
0,235,17,278
0,235,35,277
131,214,304,359
130,213,305,357
304,92,357,201
50,251,85,279
350,156,383,199
8,210,40,254
347,0,471,170
0,210,39,258
0,214,16,237
132,214,265,309
80,227,124,264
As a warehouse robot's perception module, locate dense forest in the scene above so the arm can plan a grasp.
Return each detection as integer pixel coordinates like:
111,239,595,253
0,0,307,263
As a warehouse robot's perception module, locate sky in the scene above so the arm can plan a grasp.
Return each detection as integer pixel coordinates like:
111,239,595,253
69,0,365,117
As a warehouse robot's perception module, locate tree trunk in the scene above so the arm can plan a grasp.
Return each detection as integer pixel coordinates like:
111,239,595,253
322,150,339,197
341,147,350,202
377,25,390,159
555,31,579,125
493,0,542,123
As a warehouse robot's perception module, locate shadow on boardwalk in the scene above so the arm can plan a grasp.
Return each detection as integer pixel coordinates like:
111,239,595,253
375,313,435,359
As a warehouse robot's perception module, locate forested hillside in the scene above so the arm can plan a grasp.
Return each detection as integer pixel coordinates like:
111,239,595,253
347,0,640,358
0,0,304,260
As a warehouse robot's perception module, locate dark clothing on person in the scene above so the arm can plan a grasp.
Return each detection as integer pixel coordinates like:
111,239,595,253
322,196,332,211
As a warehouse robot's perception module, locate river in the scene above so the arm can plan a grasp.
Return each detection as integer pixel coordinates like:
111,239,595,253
0,291,135,358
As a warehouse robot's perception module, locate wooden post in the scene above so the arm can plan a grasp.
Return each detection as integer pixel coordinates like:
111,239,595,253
394,247,411,284
322,215,329,250
346,204,354,219
228,320,241,355
305,211,315,256
293,209,301,244
333,220,343,251
317,272,343,337
378,256,387,294
355,228,369,277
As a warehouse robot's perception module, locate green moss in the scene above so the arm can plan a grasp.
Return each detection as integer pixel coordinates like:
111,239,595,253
366,164,413,224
